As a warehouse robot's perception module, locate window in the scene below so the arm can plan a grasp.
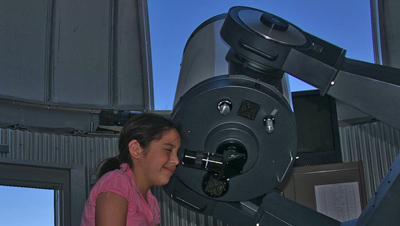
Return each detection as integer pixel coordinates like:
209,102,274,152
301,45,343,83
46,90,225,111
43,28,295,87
0,163,70,226
0,185,54,226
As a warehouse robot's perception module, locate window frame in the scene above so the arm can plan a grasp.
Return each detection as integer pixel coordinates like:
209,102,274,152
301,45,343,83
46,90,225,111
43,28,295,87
0,160,85,226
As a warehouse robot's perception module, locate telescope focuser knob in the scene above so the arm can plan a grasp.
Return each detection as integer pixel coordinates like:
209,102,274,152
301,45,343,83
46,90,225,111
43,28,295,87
218,100,232,116
264,116,275,134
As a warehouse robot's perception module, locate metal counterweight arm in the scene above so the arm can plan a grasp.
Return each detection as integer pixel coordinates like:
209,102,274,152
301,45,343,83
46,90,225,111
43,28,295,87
283,45,400,130
327,58,400,130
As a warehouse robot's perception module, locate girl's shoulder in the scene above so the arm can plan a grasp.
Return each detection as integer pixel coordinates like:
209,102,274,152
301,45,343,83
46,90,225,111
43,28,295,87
92,166,134,199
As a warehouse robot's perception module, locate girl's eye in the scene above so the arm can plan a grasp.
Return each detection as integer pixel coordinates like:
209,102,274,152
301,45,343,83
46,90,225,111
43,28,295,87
165,149,172,152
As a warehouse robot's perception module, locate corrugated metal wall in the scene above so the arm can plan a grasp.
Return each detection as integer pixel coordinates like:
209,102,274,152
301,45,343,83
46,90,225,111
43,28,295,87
1,121,399,225
0,128,119,191
339,121,400,200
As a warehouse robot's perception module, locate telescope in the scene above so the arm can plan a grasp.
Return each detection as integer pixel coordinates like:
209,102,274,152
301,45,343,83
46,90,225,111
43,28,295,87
164,6,400,225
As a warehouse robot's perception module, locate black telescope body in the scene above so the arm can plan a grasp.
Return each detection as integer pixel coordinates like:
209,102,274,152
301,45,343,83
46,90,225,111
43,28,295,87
164,6,400,226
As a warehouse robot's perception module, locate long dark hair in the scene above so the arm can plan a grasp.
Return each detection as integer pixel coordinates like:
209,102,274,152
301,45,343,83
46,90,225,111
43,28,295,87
98,112,182,179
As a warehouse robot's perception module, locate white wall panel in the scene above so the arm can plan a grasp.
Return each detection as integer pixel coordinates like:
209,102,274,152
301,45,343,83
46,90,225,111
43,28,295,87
52,0,111,105
0,0,48,101
0,0,153,110
374,0,400,68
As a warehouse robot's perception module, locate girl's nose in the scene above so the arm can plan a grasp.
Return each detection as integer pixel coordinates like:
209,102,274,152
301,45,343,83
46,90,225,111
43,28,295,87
170,151,179,165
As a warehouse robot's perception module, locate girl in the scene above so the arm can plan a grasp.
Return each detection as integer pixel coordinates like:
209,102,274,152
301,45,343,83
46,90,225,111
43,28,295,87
81,113,182,226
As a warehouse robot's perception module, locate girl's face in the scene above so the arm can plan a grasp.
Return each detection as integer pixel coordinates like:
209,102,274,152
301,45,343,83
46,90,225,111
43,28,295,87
136,128,181,187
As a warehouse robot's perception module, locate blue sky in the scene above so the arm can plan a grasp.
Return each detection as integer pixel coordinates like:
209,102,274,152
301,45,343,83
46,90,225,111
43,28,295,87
148,1,374,110
0,1,375,225
0,185,54,226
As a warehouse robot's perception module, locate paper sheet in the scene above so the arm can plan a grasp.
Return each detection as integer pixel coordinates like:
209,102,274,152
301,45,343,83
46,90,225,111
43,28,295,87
315,182,361,222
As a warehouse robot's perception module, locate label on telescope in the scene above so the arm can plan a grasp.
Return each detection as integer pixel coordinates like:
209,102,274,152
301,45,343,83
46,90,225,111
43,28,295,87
202,173,229,197
237,99,260,120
